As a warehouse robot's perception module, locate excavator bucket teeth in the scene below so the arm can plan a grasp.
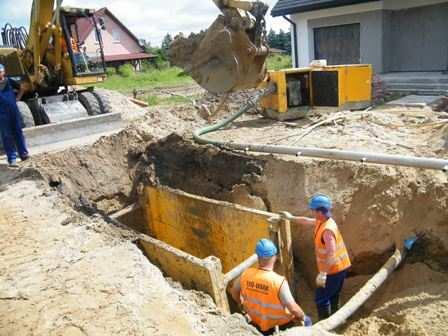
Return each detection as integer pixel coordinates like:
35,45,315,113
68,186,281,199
170,15,268,94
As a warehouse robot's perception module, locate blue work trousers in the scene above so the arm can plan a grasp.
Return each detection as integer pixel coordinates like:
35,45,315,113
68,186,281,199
315,270,348,311
0,84,28,163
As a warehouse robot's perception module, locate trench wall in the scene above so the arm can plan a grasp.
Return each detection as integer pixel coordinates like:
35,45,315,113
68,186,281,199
138,235,229,311
142,186,276,273
141,136,448,285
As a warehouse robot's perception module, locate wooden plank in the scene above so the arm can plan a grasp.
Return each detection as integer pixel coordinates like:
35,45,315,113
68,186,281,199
139,235,229,312
279,218,295,291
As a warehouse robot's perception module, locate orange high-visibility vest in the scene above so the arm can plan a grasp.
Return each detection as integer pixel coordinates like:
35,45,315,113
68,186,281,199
71,38,79,52
314,218,351,275
240,268,293,332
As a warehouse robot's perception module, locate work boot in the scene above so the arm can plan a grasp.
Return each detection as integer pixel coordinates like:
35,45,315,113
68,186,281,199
8,159,18,168
317,305,330,320
330,296,340,315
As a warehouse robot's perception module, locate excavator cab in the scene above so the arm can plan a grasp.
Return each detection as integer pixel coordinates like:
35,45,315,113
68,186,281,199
59,7,106,80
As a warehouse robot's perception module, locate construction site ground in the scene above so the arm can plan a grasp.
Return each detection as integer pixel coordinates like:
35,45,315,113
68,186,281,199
1,86,447,335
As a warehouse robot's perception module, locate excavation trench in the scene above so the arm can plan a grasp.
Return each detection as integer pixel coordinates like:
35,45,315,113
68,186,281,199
33,131,448,335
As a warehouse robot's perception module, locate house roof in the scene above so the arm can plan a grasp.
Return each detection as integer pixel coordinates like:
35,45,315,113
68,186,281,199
77,7,142,48
271,0,378,17
105,52,156,62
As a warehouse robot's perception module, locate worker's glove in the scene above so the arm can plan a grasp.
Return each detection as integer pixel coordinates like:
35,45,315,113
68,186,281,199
316,272,327,288
301,315,312,327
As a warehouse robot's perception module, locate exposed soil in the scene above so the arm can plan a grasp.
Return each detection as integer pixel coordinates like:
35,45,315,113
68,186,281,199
138,133,448,334
1,89,447,335
0,178,258,336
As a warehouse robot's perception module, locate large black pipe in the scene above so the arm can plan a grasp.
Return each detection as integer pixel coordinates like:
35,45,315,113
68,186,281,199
282,15,298,67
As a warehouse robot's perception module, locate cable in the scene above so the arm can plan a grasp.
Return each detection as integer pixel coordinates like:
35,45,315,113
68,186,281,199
1,24,28,49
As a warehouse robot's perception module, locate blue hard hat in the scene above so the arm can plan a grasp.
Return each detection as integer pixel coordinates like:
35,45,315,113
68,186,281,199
309,194,332,211
0,64,4,71
256,239,278,258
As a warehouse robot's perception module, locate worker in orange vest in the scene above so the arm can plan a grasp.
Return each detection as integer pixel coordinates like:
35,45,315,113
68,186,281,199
230,239,311,334
282,194,351,320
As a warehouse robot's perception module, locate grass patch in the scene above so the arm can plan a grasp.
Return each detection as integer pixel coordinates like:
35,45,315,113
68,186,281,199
267,54,292,71
146,94,193,106
98,67,193,92
100,54,292,96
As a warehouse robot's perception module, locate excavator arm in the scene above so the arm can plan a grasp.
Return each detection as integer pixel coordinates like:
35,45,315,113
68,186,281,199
169,0,270,94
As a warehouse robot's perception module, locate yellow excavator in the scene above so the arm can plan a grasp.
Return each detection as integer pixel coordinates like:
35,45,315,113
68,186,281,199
171,0,372,121
0,0,119,147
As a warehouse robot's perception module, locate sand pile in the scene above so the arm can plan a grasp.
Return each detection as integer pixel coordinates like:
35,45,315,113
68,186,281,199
0,179,258,336
6,88,446,335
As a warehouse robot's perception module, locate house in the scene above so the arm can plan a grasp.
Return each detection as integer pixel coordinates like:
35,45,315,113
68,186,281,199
271,0,448,73
78,8,155,71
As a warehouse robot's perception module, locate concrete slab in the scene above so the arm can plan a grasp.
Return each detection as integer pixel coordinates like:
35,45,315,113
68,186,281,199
387,95,444,107
0,112,124,159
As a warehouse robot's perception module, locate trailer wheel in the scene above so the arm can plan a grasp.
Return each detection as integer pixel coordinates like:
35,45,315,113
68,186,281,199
92,90,113,114
78,91,101,116
17,101,35,128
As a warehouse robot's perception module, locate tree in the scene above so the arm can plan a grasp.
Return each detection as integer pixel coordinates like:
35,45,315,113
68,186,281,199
266,29,292,54
161,33,173,59
278,29,291,54
267,29,277,48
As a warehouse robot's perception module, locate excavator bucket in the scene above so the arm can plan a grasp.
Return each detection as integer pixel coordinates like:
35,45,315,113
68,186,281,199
170,1,269,94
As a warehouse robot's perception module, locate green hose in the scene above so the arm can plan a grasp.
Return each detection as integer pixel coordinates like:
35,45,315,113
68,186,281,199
193,85,276,146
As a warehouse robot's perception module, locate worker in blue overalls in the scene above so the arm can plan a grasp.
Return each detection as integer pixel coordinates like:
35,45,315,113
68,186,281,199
0,64,29,167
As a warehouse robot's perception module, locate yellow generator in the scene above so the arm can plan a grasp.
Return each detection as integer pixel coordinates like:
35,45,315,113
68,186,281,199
261,64,372,120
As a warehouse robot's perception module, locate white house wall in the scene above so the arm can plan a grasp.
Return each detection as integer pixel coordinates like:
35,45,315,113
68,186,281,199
290,1,383,69
288,0,448,72
383,0,448,10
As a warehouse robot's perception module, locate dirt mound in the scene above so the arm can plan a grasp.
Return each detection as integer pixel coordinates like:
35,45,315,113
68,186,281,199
207,106,448,157
96,88,148,121
23,90,208,214
0,179,258,336
343,263,448,336
27,127,151,213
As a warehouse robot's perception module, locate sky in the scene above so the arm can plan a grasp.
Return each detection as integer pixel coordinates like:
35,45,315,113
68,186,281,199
0,0,290,46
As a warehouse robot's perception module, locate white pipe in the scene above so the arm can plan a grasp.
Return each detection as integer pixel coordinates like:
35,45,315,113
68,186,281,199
221,142,448,172
223,254,258,286
315,248,404,331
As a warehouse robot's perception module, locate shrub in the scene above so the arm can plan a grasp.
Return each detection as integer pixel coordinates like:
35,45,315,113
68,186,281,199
106,67,116,76
118,64,134,77
141,61,156,72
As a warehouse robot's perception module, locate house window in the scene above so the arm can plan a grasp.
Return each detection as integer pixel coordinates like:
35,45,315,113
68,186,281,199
112,29,120,43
